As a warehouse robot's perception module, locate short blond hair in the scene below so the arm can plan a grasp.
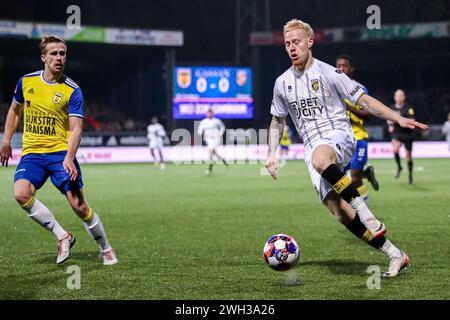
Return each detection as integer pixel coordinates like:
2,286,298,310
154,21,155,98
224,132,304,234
283,19,314,38
40,35,66,54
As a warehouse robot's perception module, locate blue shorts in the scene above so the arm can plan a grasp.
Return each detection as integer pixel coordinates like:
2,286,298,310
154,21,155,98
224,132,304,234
280,145,289,151
14,151,83,194
344,139,368,171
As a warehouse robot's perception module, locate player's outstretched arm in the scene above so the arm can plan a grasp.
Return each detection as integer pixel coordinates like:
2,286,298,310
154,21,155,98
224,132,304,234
0,101,23,167
64,116,83,181
265,115,286,180
357,94,428,130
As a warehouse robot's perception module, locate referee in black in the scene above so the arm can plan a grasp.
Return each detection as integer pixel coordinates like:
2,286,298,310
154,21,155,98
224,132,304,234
387,89,417,185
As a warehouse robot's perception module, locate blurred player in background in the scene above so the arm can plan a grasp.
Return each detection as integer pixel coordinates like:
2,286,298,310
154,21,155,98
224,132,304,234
279,124,294,167
442,112,450,151
0,35,117,265
441,112,450,151
336,54,379,203
147,116,166,170
266,19,428,277
387,89,417,185
197,109,228,175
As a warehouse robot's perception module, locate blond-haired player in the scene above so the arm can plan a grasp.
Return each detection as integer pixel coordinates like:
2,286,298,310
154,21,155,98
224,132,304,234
0,36,118,265
265,19,428,277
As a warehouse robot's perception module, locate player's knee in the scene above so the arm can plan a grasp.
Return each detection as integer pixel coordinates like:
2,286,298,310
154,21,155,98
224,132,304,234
312,156,334,174
393,145,401,153
14,191,33,206
312,146,336,173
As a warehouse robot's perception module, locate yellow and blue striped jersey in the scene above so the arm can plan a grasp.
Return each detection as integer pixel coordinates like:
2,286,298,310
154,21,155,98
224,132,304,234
345,80,369,140
13,70,84,156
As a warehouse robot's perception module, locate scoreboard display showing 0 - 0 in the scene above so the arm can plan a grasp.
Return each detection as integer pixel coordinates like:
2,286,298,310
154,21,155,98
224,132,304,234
173,66,253,119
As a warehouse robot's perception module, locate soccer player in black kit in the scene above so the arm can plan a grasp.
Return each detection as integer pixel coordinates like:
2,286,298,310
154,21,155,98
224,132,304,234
387,89,417,185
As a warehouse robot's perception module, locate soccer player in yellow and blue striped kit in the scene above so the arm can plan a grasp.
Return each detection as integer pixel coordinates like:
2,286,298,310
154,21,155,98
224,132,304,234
0,36,117,265
336,55,379,203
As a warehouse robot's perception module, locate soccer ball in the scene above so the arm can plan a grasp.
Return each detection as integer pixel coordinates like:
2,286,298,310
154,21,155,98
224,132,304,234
263,234,300,271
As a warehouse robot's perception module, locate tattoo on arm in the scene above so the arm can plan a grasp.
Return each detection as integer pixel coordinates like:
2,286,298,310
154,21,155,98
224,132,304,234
268,115,285,155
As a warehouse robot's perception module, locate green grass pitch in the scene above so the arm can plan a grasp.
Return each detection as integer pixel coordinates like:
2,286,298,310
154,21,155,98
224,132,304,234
0,158,449,299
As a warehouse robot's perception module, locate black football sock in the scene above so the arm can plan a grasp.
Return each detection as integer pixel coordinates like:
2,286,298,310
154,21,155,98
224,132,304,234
394,153,402,170
368,235,387,249
345,213,368,238
321,164,360,203
407,160,413,184
345,214,387,249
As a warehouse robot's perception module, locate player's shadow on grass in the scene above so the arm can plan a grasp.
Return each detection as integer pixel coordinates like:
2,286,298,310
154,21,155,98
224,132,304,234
34,250,101,265
405,184,432,192
0,268,70,299
301,259,371,275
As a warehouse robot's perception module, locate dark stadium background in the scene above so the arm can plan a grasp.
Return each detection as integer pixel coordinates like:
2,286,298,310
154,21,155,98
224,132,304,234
1,0,449,141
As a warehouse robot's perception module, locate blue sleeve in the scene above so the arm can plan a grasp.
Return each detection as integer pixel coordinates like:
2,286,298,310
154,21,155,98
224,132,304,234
68,87,84,118
13,78,24,104
362,86,369,94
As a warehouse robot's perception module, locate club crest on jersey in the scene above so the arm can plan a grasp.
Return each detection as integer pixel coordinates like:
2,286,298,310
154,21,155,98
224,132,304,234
52,93,63,104
177,68,192,89
236,69,248,86
311,79,319,92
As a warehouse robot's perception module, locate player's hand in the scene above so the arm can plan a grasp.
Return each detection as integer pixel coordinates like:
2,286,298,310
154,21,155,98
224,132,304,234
397,117,428,130
388,125,394,134
0,142,12,167
63,156,78,181
265,154,279,180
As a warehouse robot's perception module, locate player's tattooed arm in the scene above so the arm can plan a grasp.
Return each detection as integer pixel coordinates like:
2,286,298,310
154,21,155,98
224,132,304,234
0,100,23,167
268,115,286,155
266,115,286,180
357,94,428,130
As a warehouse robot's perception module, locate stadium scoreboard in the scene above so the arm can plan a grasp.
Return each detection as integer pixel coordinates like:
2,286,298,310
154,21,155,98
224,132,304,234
173,66,253,119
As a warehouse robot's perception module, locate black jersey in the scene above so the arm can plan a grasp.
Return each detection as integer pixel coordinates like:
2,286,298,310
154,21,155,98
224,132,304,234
391,104,416,135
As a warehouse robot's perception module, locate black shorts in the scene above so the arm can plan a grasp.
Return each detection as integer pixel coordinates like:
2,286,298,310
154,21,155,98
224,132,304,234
392,133,414,151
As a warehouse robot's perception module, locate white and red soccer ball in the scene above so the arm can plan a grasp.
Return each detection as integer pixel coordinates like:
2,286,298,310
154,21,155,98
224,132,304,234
263,234,300,271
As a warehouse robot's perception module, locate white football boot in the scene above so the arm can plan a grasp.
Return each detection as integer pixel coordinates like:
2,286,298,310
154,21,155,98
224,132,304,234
383,251,410,278
56,233,76,264
101,248,118,266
